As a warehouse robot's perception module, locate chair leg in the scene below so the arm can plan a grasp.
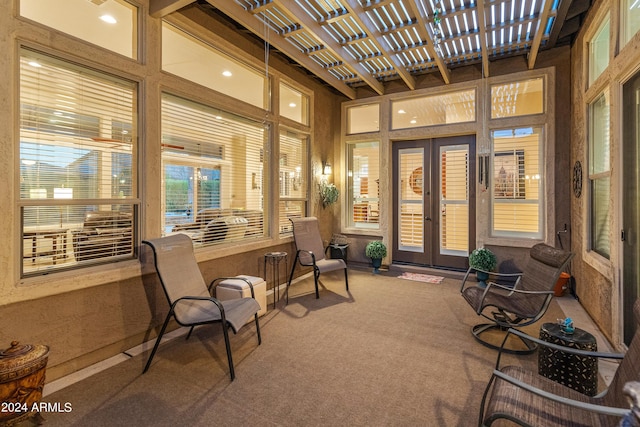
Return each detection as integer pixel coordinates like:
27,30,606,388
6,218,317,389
143,311,173,374
221,322,235,381
471,323,537,355
314,267,320,299
344,268,349,291
254,313,262,345
285,253,299,305
186,326,195,340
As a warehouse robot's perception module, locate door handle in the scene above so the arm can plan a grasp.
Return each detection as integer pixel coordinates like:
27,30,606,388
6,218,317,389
425,216,432,221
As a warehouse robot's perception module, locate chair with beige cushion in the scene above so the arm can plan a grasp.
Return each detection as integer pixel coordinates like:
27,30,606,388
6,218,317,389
286,217,348,301
141,233,261,380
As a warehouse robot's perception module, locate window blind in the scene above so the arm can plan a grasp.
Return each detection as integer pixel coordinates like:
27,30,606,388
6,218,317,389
161,94,266,245
19,48,136,276
278,131,307,235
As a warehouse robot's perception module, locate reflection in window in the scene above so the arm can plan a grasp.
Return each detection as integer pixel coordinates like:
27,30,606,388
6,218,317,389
280,83,309,125
161,94,266,244
622,0,640,48
279,131,307,235
589,17,610,86
347,104,380,134
162,23,266,109
589,92,610,258
491,78,544,118
20,0,137,58
19,48,137,275
392,90,475,130
347,141,380,229
491,127,543,238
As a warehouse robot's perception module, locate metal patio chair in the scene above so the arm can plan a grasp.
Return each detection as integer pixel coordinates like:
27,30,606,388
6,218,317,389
461,243,574,354
286,217,348,301
141,233,261,380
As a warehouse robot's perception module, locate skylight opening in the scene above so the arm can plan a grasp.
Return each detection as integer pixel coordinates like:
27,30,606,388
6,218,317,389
369,10,384,31
530,0,537,16
463,13,469,32
472,10,477,29
500,28,504,45
491,4,496,26
501,2,505,23
454,15,461,34
380,6,394,24
397,0,410,19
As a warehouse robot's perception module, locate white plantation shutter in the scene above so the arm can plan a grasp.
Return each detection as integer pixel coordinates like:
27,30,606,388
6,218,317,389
19,48,137,276
491,128,543,239
440,145,469,255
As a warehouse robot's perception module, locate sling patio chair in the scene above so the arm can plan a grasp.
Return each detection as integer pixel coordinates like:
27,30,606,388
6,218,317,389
286,217,348,301
141,233,261,381
460,243,574,354
478,298,640,426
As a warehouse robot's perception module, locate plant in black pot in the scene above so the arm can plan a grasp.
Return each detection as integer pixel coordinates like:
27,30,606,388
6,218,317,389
468,247,497,288
365,240,387,274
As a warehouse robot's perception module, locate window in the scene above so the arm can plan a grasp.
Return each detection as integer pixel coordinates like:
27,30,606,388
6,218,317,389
588,92,611,258
279,131,308,235
491,78,544,118
391,90,475,130
19,48,137,276
347,104,380,134
162,23,266,109
161,94,266,245
622,0,640,48
491,127,543,239
347,141,380,229
20,0,137,59
589,17,610,86
280,83,309,125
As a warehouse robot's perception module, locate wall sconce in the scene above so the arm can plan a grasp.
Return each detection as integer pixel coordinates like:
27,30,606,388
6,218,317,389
322,162,332,176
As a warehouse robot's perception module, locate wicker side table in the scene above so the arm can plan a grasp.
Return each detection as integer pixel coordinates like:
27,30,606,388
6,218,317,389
538,322,598,396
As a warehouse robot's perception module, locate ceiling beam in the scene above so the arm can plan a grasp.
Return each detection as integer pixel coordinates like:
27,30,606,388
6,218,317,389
476,0,490,77
271,0,385,95
405,0,451,84
528,0,554,69
207,0,357,99
149,0,194,18
343,0,417,90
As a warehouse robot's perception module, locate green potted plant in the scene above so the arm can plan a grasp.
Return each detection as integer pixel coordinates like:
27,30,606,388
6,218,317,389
365,240,387,274
320,182,339,208
468,247,497,288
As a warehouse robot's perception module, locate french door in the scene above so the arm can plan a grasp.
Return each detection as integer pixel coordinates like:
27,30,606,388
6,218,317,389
392,136,476,269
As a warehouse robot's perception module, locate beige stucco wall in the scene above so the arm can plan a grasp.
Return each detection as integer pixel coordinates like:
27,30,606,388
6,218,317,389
0,1,344,381
570,0,640,348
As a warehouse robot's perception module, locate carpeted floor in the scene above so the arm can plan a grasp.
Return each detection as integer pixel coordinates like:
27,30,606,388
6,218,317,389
39,268,570,426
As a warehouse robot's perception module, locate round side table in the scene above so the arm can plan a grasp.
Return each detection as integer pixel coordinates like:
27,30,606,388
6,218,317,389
264,252,287,309
538,322,598,396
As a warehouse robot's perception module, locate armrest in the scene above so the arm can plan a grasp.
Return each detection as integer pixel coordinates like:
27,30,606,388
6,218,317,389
296,249,317,266
491,370,629,417
171,295,225,317
209,276,256,299
460,267,523,292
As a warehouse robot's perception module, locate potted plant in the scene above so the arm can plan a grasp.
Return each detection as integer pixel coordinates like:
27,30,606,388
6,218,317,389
365,240,387,274
320,182,339,208
468,247,497,288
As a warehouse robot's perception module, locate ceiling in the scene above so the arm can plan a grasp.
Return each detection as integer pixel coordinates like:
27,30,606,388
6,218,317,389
151,0,592,99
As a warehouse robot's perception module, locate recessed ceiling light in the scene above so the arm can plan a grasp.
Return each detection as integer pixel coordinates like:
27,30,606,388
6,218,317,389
289,102,297,108
410,119,417,124
398,109,406,114
222,70,232,77
28,61,41,68
100,15,117,24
